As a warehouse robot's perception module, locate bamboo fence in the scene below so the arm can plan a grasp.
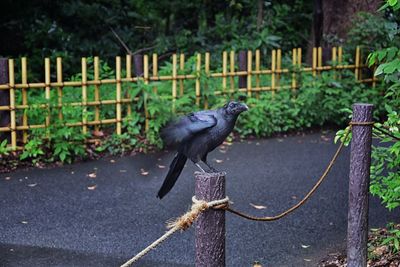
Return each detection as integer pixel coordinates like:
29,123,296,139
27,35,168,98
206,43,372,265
0,46,377,150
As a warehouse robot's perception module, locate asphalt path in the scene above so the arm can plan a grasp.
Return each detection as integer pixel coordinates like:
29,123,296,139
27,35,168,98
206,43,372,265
0,130,397,267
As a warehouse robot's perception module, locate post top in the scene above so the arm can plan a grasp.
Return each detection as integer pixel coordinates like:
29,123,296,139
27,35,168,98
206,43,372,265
353,103,374,107
194,171,226,178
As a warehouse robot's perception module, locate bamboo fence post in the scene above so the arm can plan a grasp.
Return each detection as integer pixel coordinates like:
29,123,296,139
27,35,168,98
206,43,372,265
172,54,177,111
222,51,227,96
229,51,235,97
247,50,252,97
332,47,337,80
372,65,377,88
8,59,16,149
44,58,51,132
347,103,373,267
256,49,261,99
312,47,317,78
355,46,360,81
338,47,343,79
81,57,88,134
115,56,122,135
195,171,226,267
179,53,185,96
195,53,201,106
271,49,276,96
276,49,282,89
152,53,158,93
297,48,302,90
134,54,148,131
56,57,63,122
318,46,323,75
126,54,132,116
238,50,247,90
21,57,28,143
93,57,100,131
204,52,210,109
0,58,10,143
143,55,149,132
291,48,297,93
255,50,260,98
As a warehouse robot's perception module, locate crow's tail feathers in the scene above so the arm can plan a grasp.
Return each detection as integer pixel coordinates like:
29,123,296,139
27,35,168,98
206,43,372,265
157,153,187,199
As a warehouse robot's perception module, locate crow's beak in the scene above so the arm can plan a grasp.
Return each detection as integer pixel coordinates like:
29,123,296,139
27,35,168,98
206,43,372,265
241,103,249,111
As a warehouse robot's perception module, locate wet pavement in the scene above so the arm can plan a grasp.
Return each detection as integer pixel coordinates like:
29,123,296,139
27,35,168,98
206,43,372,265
0,130,397,267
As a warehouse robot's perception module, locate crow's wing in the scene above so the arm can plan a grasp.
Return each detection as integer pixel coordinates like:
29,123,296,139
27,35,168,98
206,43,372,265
161,112,217,146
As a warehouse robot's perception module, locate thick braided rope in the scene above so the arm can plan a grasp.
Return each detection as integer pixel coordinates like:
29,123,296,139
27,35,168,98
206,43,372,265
120,196,229,267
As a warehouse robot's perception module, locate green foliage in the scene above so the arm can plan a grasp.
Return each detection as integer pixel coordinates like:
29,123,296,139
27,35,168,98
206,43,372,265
1,1,313,78
20,138,44,163
382,223,400,253
347,12,400,52
238,70,385,138
0,140,11,156
337,0,400,213
96,115,142,155
368,0,400,212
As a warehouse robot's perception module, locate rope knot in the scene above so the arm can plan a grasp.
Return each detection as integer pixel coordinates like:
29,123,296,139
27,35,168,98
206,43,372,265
167,196,230,231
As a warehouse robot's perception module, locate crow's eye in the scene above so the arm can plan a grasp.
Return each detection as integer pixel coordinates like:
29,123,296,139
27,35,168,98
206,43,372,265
229,102,235,108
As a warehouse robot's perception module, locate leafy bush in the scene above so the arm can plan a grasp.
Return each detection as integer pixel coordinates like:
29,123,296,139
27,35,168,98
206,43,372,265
367,0,400,212
237,70,385,138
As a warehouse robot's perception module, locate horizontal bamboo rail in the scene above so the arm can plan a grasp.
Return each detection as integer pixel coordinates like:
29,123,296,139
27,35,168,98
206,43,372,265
0,47,378,150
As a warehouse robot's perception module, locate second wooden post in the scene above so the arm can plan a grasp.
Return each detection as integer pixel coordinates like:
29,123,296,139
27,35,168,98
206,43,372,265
195,171,226,267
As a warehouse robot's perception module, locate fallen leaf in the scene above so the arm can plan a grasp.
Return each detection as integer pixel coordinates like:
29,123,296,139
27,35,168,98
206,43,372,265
256,142,260,146
87,185,97,190
277,139,284,142
28,183,37,187
223,141,232,146
250,203,267,209
303,258,311,262
87,172,97,178
157,164,166,169
110,159,116,163
5,176,11,180
219,149,227,154
71,171,75,174
291,195,297,200
321,135,331,142
21,221,28,224
215,159,224,163
301,244,310,248
92,130,104,137
140,168,149,176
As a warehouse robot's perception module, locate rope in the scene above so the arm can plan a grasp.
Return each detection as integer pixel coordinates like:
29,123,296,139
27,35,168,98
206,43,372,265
215,124,356,221
121,120,383,264
120,197,229,267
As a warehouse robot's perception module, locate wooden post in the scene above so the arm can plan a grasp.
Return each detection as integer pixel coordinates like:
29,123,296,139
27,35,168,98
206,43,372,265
347,103,373,267
238,50,247,90
195,171,226,267
0,58,10,143
134,54,143,77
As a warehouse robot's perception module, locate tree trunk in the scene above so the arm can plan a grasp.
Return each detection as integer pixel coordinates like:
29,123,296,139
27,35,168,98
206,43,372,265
256,0,264,32
307,0,381,64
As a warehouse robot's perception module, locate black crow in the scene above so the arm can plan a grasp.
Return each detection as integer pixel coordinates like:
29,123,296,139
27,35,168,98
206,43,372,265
157,101,248,199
